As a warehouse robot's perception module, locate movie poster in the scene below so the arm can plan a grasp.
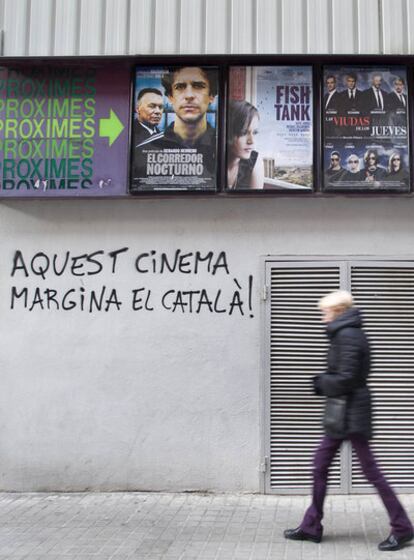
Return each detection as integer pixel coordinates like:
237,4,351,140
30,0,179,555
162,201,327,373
130,66,219,192
323,66,410,192
226,66,313,191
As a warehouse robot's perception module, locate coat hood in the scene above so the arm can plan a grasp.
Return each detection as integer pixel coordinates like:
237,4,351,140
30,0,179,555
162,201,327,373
326,307,362,337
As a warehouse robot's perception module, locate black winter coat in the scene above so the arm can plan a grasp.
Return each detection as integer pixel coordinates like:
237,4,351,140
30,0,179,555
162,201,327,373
316,307,373,439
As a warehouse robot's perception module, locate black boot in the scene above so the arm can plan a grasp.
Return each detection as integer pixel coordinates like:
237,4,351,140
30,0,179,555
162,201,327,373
284,527,322,544
378,532,413,551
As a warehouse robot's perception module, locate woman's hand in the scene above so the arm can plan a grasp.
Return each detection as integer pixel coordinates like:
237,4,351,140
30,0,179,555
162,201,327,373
312,375,323,396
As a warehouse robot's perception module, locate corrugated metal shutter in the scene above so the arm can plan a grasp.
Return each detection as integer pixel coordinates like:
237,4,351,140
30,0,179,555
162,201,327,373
266,259,414,494
267,263,342,492
350,263,414,492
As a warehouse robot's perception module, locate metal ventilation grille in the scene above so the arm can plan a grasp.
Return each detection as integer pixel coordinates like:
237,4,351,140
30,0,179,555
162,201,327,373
350,265,414,490
269,266,341,490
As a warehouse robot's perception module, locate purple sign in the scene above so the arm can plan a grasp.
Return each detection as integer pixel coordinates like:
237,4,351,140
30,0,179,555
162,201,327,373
0,64,130,197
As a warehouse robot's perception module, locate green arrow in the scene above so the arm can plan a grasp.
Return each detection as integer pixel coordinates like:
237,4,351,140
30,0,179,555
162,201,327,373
99,109,125,146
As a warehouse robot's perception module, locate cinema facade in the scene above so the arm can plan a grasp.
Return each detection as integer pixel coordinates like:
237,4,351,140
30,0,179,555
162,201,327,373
0,0,413,494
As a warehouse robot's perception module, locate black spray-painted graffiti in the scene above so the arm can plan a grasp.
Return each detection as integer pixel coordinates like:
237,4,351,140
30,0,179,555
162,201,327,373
10,248,255,317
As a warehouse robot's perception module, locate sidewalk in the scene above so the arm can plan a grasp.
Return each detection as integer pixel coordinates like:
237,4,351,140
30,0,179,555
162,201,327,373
0,492,413,559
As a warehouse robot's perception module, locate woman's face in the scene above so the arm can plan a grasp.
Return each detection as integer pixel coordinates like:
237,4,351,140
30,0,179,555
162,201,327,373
391,155,401,171
366,153,377,169
231,115,259,159
347,156,360,173
321,306,345,323
321,307,337,323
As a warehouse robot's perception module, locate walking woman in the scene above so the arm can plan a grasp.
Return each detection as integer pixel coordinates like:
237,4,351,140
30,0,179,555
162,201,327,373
284,290,413,551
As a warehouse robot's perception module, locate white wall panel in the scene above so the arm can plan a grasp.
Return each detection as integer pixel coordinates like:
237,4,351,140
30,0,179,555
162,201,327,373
2,0,412,57
104,0,129,55
280,0,306,54
357,0,380,54
307,0,331,53
381,0,407,54
231,0,255,54
154,0,180,53
205,0,230,53
28,0,54,55
54,0,79,56
129,0,154,55
0,1,3,55
256,0,280,53
332,0,358,54
3,0,29,55
79,0,104,55
407,0,414,53
180,0,204,54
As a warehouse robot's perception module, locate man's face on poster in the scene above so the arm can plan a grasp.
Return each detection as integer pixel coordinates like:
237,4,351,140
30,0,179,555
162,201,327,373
168,67,215,124
346,75,356,90
137,92,164,126
326,77,336,92
394,79,404,94
372,75,382,89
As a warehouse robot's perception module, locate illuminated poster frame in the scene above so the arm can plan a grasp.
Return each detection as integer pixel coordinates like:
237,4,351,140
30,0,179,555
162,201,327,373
0,61,131,198
226,65,313,192
130,65,220,193
322,65,410,192
0,54,413,198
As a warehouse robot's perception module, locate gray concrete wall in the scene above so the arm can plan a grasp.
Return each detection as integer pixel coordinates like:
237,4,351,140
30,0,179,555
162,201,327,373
1,196,412,491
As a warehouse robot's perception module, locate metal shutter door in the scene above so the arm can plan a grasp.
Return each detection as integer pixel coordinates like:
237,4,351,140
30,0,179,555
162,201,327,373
267,263,342,492
350,263,414,492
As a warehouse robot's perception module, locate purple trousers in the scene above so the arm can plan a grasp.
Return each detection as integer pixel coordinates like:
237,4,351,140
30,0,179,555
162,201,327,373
300,434,413,538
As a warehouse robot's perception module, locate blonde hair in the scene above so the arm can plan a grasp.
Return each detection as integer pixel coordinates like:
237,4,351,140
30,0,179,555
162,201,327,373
318,290,354,312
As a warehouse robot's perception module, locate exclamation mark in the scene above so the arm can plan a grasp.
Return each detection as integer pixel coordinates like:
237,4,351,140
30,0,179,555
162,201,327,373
249,275,253,318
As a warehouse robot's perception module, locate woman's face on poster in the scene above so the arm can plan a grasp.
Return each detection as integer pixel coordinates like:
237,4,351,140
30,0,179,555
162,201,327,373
391,155,401,171
366,152,377,169
231,115,259,159
347,156,360,173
